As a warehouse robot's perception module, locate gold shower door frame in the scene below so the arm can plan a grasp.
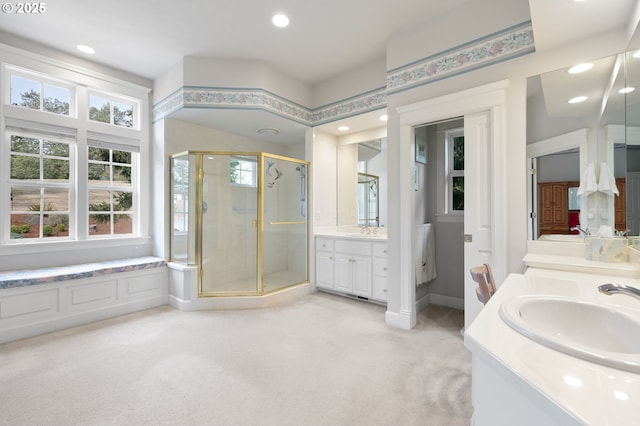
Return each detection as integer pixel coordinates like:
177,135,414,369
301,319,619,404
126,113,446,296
194,151,309,297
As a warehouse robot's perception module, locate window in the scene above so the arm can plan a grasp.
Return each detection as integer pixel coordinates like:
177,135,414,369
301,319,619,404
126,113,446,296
89,92,136,128
446,129,464,212
10,73,72,116
87,145,135,236
3,64,146,247
230,157,257,187
9,133,72,240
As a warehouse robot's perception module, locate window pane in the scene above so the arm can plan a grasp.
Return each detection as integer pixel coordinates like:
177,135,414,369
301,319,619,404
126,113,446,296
88,146,110,161
114,214,132,234
113,191,132,211
113,165,131,185
44,188,69,211
113,101,134,128
11,186,40,211
43,83,70,115
113,150,131,165
43,158,69,181
89,190,111,211
88,164,110,183
10,75,40,109
89,95,110,123
43,141,69,157
452,176,464,211
11,214,39,239
11,155,40,180
11,136,40,154
88,215,110,235
453,136,464,171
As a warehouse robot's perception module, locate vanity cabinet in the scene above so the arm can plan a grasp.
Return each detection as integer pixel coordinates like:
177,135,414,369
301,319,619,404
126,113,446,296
314,236,388,303
334,253,371,296
315,238,335,290
371,243,388,300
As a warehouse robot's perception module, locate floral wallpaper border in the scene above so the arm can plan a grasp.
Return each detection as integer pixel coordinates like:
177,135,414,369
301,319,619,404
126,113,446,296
386,21,534,94
153,21,534,125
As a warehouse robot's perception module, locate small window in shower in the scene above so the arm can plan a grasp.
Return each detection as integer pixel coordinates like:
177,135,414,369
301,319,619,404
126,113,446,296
230,156,257,187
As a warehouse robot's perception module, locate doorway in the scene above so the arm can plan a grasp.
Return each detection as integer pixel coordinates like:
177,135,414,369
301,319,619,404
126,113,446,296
413,119,465,313
388,81,508,331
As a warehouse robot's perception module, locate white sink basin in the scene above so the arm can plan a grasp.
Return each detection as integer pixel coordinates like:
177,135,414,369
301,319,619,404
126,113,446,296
499,295,640,373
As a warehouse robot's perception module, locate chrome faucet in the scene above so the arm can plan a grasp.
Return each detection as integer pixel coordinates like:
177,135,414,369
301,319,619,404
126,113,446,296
570,226,590,236
598,283,640,301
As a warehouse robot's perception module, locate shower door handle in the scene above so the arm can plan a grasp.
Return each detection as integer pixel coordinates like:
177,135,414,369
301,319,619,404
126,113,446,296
269,221,305,225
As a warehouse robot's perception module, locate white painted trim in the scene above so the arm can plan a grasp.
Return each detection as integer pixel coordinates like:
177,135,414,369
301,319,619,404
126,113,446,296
384,309,413,330
391,80,509,330
429,293,464,310
415,291,430,313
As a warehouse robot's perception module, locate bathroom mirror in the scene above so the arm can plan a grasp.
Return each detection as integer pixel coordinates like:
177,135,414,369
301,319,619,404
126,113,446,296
626,30,640,235
526,52,627,239
337,138,387,227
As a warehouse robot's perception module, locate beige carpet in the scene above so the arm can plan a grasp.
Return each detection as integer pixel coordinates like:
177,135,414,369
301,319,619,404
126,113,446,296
0,292,472,426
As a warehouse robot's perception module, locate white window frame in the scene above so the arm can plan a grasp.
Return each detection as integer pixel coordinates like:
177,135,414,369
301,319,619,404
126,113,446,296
86,142,138,238
230,156,258,188
7,129,76,241
1,57,149,254
6,66,77,118
445,128,464,215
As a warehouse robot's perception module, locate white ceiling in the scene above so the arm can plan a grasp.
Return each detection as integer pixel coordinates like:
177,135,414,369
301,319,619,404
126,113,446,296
0,0,637,144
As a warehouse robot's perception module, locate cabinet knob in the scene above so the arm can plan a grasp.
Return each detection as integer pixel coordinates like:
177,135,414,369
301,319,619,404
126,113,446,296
383,267,387,271
383,289,387,292
383,250,387,253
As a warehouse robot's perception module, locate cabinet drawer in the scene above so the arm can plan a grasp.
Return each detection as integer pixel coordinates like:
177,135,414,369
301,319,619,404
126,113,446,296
316,238,334,252
373,260,388,276
373,243,388,258
334,239,371,256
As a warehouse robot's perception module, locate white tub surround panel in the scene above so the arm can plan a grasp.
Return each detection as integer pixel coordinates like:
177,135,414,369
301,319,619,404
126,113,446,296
0,257,168,344
167,262,312,311
465,268,640,426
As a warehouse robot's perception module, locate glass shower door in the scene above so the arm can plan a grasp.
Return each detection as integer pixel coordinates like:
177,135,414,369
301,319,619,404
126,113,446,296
200,154,259,295
261,155,309,293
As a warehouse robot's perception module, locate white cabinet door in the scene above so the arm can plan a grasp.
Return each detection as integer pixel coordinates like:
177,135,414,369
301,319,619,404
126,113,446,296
334,254,353,293
372,259,388,301
315,251,334,289
351,255,371,297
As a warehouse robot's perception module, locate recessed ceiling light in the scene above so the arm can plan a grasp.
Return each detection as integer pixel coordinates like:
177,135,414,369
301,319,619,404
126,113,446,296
76,44,95,55
338,126,349,132
619,87,635,94
272,14,289,28
379,114,388,121
568,96,588,104
568,63,593,74
258,128,279,135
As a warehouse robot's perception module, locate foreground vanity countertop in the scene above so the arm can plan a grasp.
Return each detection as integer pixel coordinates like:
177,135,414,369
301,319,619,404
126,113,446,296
464,269,640,425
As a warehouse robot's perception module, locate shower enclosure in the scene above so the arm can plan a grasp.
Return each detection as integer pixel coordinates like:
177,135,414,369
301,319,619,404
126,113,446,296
170,152,309,296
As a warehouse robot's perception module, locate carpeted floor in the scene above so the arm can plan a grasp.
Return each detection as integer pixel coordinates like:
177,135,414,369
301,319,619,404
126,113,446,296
0,291,472,426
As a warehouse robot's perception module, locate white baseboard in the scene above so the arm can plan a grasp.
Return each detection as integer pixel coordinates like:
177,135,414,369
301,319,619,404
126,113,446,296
428,293,464,310
385,309,414,330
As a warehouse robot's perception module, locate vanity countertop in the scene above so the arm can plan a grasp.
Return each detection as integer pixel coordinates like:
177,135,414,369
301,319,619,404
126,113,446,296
464,269,640,425
314,227,388,241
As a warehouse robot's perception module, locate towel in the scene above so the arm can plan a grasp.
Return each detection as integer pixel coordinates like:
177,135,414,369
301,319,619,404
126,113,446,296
577,162,597,197
597,162,619,196
415,224,437,286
